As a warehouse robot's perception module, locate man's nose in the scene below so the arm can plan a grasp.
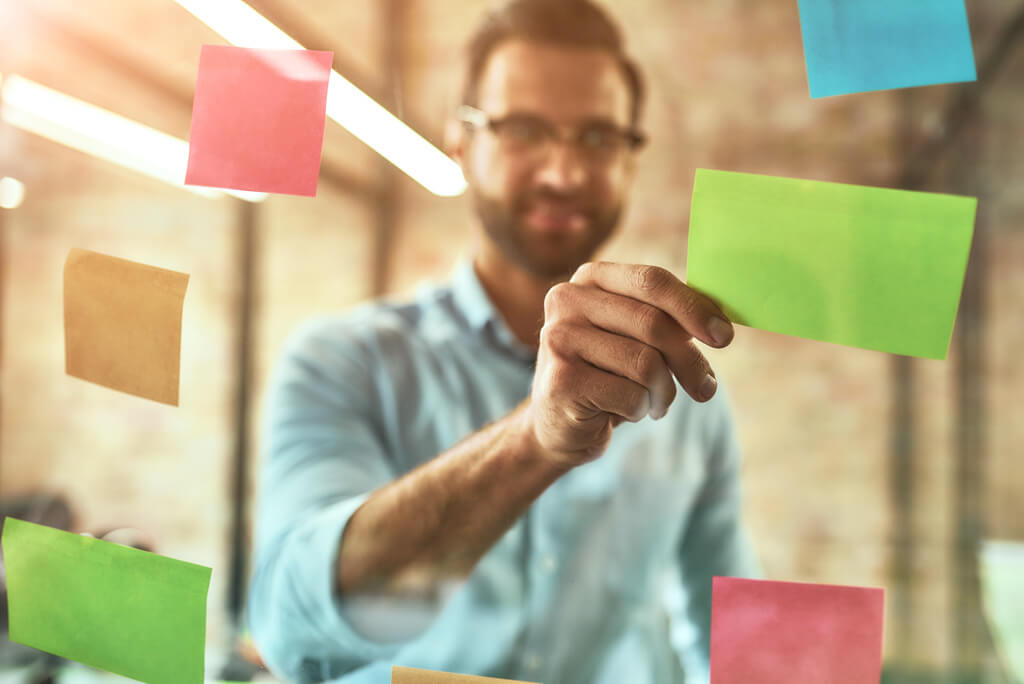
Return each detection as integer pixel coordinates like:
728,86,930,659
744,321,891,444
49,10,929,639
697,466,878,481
533,141,587,191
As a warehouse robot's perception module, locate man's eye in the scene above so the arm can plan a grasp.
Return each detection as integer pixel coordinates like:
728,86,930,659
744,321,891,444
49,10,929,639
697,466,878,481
501,119,546,144
578,127,617,150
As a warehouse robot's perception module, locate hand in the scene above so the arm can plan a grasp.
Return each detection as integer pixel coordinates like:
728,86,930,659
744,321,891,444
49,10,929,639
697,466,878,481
525,262,734,466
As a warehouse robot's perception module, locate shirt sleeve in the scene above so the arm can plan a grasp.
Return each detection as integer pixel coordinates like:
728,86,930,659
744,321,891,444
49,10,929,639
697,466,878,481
668,389,761,684
246,317,430,681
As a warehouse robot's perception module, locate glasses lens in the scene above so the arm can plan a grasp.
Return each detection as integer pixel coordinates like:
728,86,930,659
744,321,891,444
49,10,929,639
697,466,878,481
496,116,551,148
577,124,627,156
487,112,639,164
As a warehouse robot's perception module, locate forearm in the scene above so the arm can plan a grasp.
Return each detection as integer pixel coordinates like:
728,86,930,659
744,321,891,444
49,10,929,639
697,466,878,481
337,401,569,596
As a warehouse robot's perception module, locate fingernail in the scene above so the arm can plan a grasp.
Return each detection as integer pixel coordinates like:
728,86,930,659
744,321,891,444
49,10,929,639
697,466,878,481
708,317,733,346
700,374,717,401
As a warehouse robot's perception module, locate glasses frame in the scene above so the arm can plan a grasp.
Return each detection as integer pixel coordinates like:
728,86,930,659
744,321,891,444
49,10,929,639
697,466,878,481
456,105,647,161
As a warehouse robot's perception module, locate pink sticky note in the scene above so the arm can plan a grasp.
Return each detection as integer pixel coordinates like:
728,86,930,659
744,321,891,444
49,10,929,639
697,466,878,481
711,576,884,684
185,45,333,197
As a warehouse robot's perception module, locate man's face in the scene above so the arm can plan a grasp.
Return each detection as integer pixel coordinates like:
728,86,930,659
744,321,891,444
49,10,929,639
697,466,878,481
459,40,638,280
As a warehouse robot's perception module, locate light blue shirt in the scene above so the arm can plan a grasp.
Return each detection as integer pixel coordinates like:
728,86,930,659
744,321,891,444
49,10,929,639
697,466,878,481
248,260,759,684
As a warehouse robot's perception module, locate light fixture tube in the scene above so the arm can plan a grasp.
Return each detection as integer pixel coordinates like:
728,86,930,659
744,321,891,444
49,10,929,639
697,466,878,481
0,73,267,202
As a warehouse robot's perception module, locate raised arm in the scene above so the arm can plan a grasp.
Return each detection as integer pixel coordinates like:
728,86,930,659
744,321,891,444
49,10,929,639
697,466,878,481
337,403,569,595
340,262,737,596
250,263,736,676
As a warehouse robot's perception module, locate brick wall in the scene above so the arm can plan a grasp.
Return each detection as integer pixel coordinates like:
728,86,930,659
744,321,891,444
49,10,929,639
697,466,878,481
0,0,1020,678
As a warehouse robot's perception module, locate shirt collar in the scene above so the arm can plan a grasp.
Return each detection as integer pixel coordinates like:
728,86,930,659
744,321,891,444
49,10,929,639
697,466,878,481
451,258,494,331
450,258,536,363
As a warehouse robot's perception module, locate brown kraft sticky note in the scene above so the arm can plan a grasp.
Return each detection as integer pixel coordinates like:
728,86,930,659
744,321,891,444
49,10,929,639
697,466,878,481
63,248,190,406
391,667,540,684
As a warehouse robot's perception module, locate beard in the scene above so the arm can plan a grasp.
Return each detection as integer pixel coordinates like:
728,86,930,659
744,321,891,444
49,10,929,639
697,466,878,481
471,186,622,280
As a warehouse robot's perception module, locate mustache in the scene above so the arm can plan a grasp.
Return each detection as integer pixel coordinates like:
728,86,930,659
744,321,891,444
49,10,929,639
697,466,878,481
514,188,596,215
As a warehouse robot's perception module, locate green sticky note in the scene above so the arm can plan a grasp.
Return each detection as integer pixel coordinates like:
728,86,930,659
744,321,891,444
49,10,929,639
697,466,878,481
687,169,977,359
2,517,212,684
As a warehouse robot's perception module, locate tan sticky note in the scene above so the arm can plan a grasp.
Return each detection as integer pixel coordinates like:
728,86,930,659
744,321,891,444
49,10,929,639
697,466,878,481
391,667,540,684
63,248,189,405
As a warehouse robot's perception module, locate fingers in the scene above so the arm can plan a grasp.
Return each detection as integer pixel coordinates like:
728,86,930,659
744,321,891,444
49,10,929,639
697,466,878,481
579,287,719,402
542,321,677,418
580,367,651,422
539,323,658,422
674,339,718,403
570,262,734,349
545,280,720,402
534,353,652,424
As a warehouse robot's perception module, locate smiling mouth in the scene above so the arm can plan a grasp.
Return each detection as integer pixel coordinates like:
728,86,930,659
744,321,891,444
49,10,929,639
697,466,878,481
523,204,589,232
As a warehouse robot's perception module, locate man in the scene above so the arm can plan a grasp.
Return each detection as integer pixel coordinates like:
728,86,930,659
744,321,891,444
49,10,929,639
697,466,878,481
248,1,759,682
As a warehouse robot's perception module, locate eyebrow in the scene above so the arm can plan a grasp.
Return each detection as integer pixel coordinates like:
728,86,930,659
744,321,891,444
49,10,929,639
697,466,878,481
498,110,630,129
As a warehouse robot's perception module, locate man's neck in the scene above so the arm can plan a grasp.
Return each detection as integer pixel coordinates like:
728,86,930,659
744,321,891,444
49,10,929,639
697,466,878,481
472,250,564,349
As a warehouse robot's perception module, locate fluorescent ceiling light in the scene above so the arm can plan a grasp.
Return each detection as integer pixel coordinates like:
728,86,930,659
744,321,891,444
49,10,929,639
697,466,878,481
173,0,468,197
0,176,26,209
0,73,266,202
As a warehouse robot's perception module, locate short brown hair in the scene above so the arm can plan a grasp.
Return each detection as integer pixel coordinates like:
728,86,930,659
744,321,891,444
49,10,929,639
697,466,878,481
462,0,646,125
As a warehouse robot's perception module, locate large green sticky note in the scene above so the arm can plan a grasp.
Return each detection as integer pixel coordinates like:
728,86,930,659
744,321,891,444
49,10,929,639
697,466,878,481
687,169,977,359
1,517,212,684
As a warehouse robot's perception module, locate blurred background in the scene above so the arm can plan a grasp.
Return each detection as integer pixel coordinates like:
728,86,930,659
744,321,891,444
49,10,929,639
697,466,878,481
0,0,1022,682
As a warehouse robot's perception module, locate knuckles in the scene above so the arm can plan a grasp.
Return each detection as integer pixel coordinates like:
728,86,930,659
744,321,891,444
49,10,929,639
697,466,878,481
632,303,663,341
538,321,573,357
623,386,650,422
543,362,580,402
629,346,662,386
570,261,596,283
543,282,575,317
633,264,673,294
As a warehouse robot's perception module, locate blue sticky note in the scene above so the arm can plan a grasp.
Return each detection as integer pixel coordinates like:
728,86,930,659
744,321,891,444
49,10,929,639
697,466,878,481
798,0,977,98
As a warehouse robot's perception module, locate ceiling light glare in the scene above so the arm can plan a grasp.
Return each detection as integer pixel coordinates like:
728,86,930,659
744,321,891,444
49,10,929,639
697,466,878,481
0,176,26,209
0,74,266,202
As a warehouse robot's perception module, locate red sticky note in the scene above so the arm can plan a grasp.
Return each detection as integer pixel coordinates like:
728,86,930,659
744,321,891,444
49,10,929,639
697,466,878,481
711,576,884,684
185,45,332,197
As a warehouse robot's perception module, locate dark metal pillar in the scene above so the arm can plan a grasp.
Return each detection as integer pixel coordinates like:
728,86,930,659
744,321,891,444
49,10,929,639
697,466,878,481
887,85,920,665
226,199,258,625
372,0,406,297
888,352,915,663
949,161,988,684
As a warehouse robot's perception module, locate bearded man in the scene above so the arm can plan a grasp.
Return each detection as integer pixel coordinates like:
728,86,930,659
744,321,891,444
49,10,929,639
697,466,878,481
249,2,759,682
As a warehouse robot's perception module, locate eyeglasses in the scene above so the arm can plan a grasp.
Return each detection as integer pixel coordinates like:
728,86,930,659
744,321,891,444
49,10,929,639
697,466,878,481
457,105,646,165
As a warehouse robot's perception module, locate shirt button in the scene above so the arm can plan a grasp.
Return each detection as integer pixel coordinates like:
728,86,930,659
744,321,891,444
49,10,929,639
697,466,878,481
539,554,558,573
524,653,543,671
